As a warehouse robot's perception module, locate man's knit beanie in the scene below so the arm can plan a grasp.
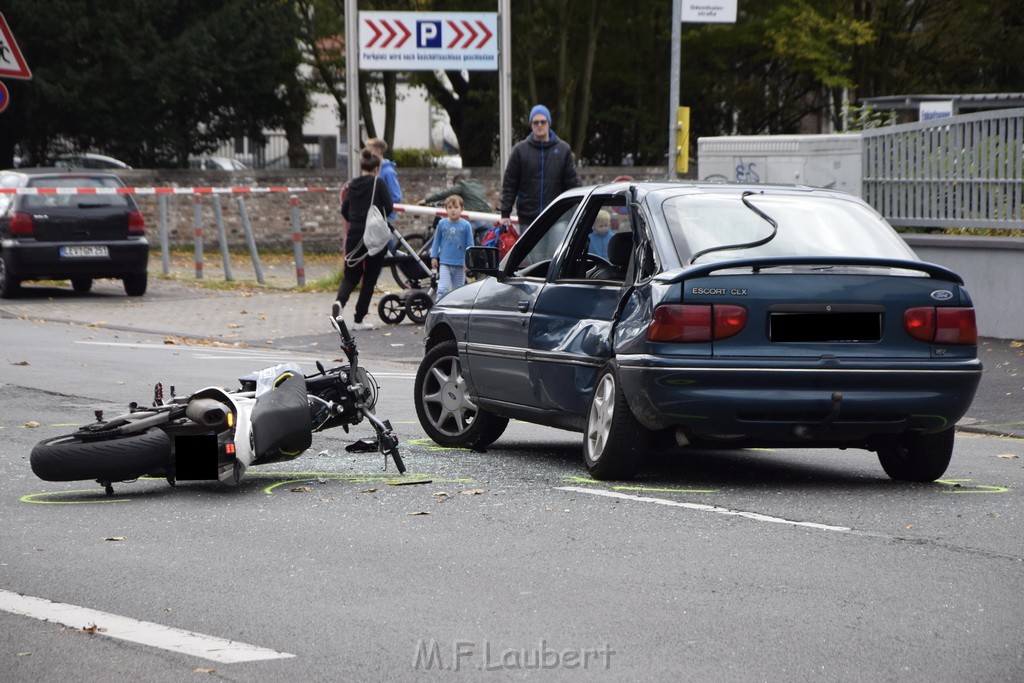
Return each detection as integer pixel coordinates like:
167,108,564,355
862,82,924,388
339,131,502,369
529,104,552,124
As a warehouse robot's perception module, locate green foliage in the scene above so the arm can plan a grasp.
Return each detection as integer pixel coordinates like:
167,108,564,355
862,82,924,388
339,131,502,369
390,149,458,168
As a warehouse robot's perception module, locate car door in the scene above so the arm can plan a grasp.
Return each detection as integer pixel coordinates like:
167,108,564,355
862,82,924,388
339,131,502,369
463,196,583,408
530,192,634,416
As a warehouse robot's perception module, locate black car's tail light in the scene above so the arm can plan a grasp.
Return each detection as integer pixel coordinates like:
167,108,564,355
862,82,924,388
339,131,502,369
9,212,33,236
648,304,747,342
128,210,146,235
904,307,978,345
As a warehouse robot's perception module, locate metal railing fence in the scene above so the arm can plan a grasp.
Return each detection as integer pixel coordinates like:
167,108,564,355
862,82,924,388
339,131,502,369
862,108,1024,229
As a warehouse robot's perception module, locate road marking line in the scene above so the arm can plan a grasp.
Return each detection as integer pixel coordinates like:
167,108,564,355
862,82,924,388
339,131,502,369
556,486,852,532
0,589,295,663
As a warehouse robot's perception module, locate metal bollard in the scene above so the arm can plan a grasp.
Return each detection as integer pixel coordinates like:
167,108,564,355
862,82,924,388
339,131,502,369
192,194,204,279
235,196,265,285
158,194,170,275
212,194,233,281
290,195,306,287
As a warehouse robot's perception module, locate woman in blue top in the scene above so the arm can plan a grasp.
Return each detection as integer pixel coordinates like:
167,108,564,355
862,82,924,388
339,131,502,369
430,195,475,300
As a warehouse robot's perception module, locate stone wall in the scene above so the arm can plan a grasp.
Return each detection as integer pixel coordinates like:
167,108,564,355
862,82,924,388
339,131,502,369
120,166,658,252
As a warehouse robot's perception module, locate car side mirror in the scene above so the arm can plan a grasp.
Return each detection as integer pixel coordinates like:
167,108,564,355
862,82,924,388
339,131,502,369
465,246,503,279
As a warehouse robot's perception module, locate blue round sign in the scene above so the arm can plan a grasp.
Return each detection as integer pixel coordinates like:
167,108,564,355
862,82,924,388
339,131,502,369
0,82,9,114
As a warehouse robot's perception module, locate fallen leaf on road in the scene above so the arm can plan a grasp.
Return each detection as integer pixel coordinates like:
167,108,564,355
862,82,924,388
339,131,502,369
388,479,433,486
103,536,125,542
23,420,41,428
290,486,313,493
460,488,487,496
194,667,216,674
10,361,28,366
906,524,914,530
16,652,30,657
82,624,106,634
359,488,378,494
997,453,1019,459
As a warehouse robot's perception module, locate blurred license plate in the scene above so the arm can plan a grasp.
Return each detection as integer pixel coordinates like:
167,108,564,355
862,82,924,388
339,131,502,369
60,246,109,258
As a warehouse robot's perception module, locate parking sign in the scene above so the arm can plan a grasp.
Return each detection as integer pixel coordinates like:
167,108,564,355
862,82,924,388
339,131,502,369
360,12,498,71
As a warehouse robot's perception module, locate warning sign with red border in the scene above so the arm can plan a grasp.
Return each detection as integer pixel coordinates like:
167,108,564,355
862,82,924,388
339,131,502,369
0,12,32,80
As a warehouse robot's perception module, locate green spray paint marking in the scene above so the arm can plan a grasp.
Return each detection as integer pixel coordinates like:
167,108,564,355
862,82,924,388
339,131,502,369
935,479,1011,494
21,490,132,505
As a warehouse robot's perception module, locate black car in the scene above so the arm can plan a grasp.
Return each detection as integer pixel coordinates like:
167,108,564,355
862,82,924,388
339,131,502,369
0,170,149,298
414,181,981,481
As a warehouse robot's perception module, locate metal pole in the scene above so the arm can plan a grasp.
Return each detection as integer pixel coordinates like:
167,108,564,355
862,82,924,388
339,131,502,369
346,0,361,180
158,194,170,275
192,194,204,279
668,0,681,179
211,194,233,281
290,195,306,287
235,196,265,285
499,0,512,175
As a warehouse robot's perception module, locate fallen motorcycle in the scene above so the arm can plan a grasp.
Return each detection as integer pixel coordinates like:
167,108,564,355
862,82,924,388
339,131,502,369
30,304,404,494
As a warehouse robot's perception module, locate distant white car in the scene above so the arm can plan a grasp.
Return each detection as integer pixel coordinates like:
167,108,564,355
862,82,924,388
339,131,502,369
189,156,247,170
53,153,132,170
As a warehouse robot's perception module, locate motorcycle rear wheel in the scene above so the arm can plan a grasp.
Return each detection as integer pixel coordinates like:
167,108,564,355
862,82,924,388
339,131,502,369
31,429,172,482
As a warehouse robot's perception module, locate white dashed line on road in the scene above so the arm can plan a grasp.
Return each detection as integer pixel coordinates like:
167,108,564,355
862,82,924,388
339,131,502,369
0,589,295,663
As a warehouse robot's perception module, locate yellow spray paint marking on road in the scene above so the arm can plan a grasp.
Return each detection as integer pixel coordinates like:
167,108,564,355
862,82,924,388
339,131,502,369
935,479,1011,494
563,476,717,494
21,491,132,505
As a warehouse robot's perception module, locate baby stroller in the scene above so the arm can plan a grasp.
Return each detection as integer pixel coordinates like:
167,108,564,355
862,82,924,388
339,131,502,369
378,227,436,325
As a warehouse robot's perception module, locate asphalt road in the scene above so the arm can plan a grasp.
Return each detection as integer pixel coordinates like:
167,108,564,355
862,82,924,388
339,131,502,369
0,278,1022,681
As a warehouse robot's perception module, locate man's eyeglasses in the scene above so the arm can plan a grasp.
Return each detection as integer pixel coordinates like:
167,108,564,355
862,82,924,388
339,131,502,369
531,119,549,126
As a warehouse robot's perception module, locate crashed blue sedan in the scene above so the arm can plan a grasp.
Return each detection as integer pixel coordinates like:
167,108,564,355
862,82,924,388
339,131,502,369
414,181,981,481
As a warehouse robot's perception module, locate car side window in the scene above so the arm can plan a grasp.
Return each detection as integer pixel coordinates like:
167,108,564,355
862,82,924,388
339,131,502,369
508,198,582,278
553,195,632,282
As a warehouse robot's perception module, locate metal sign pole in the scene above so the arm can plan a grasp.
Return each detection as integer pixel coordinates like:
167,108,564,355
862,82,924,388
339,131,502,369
668,0,681,179
499,0,512,175
345,0,361,179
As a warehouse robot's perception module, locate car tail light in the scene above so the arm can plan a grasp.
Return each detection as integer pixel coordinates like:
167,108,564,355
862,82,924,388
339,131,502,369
904,307,978,345
9,212,34,236
128,210,146,235
647,304,747,342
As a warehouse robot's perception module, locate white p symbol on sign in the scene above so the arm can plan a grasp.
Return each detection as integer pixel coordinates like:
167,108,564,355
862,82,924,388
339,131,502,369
418,21,441,48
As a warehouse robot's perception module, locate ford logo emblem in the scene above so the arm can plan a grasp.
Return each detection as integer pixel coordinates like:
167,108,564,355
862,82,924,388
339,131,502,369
930,290,954,301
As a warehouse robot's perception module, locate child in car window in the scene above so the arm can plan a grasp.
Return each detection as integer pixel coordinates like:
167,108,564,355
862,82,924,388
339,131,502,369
588,209,613,260
430,195,475,300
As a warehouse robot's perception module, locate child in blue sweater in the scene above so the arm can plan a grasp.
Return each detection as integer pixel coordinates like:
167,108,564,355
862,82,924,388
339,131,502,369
430,195,475,300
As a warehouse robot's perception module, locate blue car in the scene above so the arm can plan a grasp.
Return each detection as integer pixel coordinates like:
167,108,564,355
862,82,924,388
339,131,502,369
414,181,981,481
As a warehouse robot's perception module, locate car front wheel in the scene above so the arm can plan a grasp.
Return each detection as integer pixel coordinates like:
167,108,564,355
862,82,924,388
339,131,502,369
584,364,649,480
877,428,955,482
414,340,508,449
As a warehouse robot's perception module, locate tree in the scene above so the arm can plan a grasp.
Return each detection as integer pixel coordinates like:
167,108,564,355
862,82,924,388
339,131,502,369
0,0,303,168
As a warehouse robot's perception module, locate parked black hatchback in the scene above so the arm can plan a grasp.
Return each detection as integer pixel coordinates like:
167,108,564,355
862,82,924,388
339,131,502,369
0,170,149,298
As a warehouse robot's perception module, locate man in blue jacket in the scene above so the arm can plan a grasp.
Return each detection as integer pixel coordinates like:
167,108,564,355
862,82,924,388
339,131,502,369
499,104,580,231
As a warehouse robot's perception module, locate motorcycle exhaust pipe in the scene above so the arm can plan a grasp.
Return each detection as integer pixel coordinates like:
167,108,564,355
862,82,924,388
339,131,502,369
186,398,232,429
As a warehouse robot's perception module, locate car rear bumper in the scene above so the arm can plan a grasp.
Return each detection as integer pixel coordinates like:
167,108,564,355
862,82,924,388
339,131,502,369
616,355,983,441
3,239,149,280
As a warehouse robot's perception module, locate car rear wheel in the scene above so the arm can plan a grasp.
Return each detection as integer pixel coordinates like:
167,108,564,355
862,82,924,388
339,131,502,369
0,255,20,299
584,364,649,480
71,277,93,293
877,428,955,482
123,273,147,296
414,340,508,448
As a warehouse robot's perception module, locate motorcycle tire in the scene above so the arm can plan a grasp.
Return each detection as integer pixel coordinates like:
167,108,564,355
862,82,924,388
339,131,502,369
31,428,172,482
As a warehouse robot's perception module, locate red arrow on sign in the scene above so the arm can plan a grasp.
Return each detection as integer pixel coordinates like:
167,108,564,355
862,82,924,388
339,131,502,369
446,20,464,49
394,21,412,48
366,20,383,48
461,21,479,49
475,21,494,48
0,12,32,80
379,20,398,48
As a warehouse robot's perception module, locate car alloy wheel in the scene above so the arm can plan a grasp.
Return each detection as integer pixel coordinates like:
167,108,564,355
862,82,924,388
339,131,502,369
583,363,649,480
414,340,507,448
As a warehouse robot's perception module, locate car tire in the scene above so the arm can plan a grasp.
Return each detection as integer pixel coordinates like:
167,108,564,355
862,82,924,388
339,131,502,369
414,339,508,448
583,364,649,480
123,273,147,297
877,428,955,482
71,277,93,293
0,255,20,299
31,428,172,482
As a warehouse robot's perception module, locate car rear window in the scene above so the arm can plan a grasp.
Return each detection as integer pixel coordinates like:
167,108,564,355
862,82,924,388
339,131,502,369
662,193,917,263
23,176,133,210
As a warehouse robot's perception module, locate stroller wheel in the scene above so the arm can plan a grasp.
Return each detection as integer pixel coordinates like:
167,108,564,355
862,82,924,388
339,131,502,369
378,294,406,325
406,291,433,325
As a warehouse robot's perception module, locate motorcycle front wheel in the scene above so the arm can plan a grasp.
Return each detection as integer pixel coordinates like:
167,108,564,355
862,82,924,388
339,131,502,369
31,429,172,482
